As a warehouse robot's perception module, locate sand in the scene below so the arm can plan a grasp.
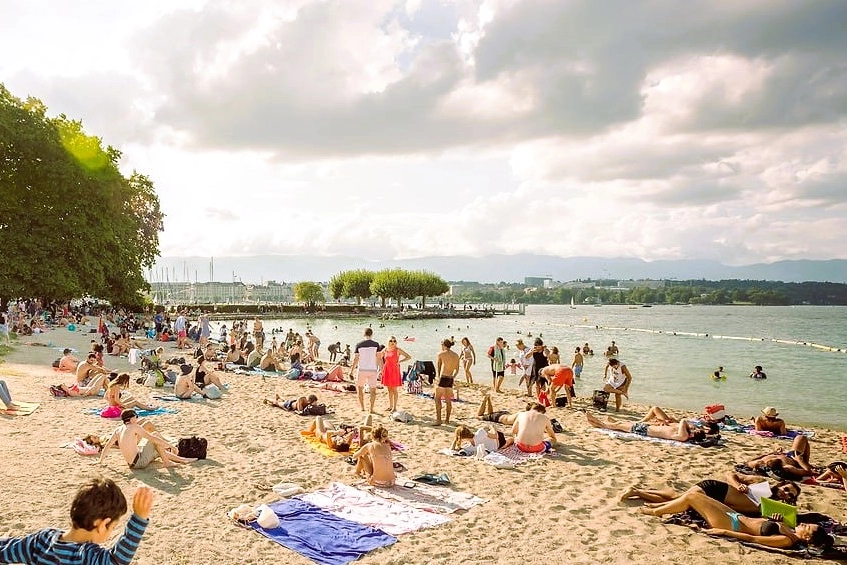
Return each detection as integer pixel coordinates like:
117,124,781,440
1,325,845,565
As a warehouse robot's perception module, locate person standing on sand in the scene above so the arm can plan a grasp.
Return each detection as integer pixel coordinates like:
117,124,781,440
488,337,506,393
253,317,264,351
603,358,632,412
173,311,187,350
434,339,460,426
380,336,411,414
198,312,211,348
350,327,383,413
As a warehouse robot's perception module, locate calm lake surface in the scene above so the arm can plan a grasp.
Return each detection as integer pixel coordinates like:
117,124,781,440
225,305,847,431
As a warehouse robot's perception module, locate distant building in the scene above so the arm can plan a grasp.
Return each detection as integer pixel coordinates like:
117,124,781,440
524,276,552,287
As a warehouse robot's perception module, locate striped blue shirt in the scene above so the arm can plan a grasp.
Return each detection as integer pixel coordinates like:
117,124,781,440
0,513,148,565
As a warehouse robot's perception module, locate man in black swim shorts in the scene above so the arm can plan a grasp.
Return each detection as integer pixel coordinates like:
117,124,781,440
434,339,460,426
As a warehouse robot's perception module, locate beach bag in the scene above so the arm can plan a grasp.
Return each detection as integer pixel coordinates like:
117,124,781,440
406,373,423,394
555,395,568,407
592,390,610,411
52,358,61,368
144,373,158,388
204,384,222,399
177,436,208,459
391,410,414,423
300,403,327,416
704,404,726,422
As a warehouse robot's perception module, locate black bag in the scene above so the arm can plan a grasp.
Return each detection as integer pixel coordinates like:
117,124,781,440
52,358,61,368
300,403,327,416
177,436,208,459
555,395,568,407
592,390,610,411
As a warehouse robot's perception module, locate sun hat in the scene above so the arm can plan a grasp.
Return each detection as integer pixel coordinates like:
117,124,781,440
762,406,779,417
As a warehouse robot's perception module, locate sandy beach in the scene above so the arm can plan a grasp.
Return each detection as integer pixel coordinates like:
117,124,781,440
1,325,845,565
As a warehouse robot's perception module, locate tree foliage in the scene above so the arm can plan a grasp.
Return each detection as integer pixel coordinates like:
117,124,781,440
328,269,374,305
0,84,164,309
293,281,325,306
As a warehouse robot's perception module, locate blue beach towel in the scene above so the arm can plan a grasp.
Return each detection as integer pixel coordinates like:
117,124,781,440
249,498,396,565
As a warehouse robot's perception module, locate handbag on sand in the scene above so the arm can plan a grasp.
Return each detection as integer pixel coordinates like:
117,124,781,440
592,390,610,411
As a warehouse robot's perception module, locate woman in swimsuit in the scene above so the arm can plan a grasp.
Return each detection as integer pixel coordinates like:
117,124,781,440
459,337,476,385
476,393,526,425
351,425,395,487
301,415,361,452
641,490,832,550
452,424,513,453
621,472,801,515
103,373,156,415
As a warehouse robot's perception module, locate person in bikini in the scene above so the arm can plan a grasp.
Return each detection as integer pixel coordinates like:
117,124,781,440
641,490,832,550
57,354,111,397
103,373,156,416
741,435,819,479
434,338,460,426
585,412,701,442
512,403,557,453
99,409,196,469
621,471,801,515
301,414,372,452
476,393,526,425
351,424,395,487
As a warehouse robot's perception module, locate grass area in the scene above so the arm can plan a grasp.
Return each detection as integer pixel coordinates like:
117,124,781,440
0,342,15,359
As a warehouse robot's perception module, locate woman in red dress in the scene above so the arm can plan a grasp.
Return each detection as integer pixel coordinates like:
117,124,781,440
380,336,411,414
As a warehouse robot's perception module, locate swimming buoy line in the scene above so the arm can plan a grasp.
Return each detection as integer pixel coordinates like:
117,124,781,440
545,323,845,353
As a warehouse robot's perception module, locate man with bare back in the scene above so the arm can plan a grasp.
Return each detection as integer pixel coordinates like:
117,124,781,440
434,338,460,426
99,409,196,469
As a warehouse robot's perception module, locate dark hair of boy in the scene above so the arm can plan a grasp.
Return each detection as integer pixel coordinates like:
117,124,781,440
70,477,127,530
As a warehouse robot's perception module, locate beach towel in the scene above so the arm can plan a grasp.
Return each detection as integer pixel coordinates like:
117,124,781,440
298,482,450,535
720,422,815,439
84,406,178,418
248,498,396,565
661,511,847,559
153,393,204,401
439,443,550,466
358,481,486,514
0,400,40,416
590,428,698,447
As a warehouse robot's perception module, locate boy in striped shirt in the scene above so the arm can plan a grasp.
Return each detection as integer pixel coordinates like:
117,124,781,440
0,477,151,564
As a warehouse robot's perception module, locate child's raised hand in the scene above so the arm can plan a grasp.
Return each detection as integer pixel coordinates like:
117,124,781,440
132,486,154,520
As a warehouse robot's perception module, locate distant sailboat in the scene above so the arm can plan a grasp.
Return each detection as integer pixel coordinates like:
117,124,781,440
570,297,576,309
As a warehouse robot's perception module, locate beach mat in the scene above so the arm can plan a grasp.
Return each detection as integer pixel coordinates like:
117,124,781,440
249,498,396,565
84,407,178,418
1,400,40,416
358,481,486,514
590,427,697,447
299,482,450,535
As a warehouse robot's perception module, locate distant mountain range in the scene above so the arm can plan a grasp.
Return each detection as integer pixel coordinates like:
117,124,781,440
148,255,847,284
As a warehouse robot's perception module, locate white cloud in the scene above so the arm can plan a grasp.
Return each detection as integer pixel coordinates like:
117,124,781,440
1,0,845,267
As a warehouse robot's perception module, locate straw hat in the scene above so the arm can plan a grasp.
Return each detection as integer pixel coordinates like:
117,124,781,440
761,406,779,418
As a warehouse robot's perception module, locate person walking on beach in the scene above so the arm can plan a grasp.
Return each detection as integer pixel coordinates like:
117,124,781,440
173,311,187,350
350,327,383,413
603,358,632,412
198,312,211,348
515,338,533,396
488,337,506,393
459,337,476,385
253,317,264,350
434,338,460,426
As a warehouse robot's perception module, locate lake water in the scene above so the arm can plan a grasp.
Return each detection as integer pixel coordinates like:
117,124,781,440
223,305,847,430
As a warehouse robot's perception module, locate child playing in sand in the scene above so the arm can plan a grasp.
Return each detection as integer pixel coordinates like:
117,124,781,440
0,477,153,564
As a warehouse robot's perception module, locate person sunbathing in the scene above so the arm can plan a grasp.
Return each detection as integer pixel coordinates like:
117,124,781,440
641,490,832,550
57,348,80,372
301,414,371,452
476,393,526,425
265,394,317,412
586,412,702,442
194,359,225,390
174,365,206,399
742,435,819,480
452,424,513,453
351,424,395,487
811,462,847,490
58,353,111,396
103,373,156,414
621,471,801,515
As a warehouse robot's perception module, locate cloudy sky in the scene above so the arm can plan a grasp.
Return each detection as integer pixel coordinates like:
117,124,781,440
2,0,846,265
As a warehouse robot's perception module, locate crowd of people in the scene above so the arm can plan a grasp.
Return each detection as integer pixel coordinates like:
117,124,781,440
1,304,843,562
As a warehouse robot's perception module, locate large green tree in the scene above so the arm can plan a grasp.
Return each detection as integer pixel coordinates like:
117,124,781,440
0,85,163,308
293,281,325,307
328,269,374,305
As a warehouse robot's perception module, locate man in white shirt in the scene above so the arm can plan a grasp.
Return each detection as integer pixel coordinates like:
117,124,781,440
350,328,383,413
